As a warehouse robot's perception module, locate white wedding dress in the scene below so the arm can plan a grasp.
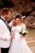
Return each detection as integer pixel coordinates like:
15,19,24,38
9,23,33,53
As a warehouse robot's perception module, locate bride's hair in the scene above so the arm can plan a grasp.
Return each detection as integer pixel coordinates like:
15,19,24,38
15,15,23,23
15,15,21,19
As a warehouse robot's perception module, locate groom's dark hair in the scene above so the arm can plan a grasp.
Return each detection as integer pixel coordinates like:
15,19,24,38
2,8,11,15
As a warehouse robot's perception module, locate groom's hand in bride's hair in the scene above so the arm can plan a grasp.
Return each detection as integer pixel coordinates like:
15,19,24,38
10,32,14,40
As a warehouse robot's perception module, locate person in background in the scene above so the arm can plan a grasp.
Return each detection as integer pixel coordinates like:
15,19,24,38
0,8,12,53
9,15,33,53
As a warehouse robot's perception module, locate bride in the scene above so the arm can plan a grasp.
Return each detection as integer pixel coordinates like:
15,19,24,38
9,15,33,53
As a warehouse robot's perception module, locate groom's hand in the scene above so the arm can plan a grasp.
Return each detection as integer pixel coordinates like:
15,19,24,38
10,32,14,40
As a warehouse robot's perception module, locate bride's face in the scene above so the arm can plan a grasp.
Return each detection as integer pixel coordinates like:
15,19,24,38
16,18,22,25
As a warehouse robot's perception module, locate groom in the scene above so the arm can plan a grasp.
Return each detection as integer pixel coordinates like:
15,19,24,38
0,8,12,53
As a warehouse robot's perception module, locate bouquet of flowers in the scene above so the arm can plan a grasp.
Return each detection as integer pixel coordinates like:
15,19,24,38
20,28,28,36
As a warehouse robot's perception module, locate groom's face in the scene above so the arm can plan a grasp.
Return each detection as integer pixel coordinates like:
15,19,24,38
4,11,12,21
7,11,12,19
